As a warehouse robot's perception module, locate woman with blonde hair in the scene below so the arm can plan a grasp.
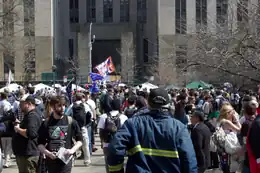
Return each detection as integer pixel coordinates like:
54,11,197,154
217,104,241,173
218,104,241,132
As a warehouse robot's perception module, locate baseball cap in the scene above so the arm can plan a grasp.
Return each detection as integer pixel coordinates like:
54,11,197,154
148,88,170,108
20,94,36,105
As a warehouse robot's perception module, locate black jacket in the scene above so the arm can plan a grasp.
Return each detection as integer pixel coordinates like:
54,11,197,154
12,109,42,156
191,123,211,169
103,94,113,113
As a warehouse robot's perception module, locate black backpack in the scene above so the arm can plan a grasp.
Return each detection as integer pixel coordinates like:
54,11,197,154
124,106,137,118
103,112,121,143
72,103,89,128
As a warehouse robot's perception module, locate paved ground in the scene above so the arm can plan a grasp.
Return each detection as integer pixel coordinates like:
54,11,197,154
2,135,106,173
1,135,225,173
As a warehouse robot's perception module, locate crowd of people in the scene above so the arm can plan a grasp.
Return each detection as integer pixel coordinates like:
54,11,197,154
0,83,260,173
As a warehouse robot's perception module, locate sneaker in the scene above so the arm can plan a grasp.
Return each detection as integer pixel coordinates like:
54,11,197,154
92,147,98,152
84,160,91,167
3,163,10,168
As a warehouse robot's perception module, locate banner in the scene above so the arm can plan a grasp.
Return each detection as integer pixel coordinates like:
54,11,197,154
95,56,115,76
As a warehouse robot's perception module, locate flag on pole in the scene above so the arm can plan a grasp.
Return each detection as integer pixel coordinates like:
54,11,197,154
95,56,115,76
7,69,14,85
90,82,99,93
89,72,104,81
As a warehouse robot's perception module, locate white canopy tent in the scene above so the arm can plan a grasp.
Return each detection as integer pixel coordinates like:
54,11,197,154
52,84,63,88
61,84,86,92
34,83,54,92
135,82,158,92
0,83,23,93
118,83,126,87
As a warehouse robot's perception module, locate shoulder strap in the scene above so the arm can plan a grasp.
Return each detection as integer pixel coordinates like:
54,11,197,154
66,116,73,149
68,116,73,125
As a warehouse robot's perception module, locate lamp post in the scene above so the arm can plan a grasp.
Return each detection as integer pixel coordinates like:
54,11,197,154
52,65,57,87
88,22,95,74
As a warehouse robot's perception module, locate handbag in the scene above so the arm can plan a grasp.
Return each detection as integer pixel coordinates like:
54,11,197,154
224,132,241,155
211,127,226,153
210,136,217,152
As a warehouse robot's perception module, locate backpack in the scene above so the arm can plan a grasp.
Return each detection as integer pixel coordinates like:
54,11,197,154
102,112,121,143
124,106,137,118
72,103,88,128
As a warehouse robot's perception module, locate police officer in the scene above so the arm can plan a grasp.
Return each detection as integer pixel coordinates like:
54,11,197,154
107,88,197,173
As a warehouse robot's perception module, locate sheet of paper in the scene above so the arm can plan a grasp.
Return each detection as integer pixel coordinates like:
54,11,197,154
56,147,73,165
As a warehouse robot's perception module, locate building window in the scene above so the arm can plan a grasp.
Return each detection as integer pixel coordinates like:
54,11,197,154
175,0,186,34
3,0,14,37
143,38,148,63
24,49,36,73
103,0,113,23
237,0,248,22
3,51,14,80
24,0,35,36
70,0,79,23
120,0,129,22
137,0,146,23
69,39,74,58
176,45,187,69
216,0,228,25
196,0,207,30
87,0,96,22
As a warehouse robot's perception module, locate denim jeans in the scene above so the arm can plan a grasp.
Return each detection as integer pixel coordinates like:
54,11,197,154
81,126,91,163
1,137,12,166
87,125,92,155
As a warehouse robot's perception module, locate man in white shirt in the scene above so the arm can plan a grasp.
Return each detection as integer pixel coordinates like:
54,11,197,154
66,92,92,166
0,92,12,167
84,91,97,153
98,98,128,173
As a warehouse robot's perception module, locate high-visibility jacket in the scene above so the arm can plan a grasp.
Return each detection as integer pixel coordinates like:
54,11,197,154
107,110,198,173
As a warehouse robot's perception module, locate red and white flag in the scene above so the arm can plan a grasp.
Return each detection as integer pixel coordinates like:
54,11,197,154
95,56,115,76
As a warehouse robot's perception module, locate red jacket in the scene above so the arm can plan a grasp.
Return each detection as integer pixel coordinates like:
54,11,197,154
247,115,260,173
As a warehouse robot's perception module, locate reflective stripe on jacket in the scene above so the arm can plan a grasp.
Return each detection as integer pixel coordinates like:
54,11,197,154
107,110,198,173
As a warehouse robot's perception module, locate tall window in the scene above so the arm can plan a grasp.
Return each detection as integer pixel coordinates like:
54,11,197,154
175,0,186,34
216,0,228,25
143,38,148,63
176,45,187,70
120,0,129,22
70,0,79,23
24,48,36,73
237,0,248,22
3,52,14,80
69,39,74,58
196,0,207,30
103,0,113,23
137,0,146,23
87,0,96,22
24,0,35,36
3,0,14,37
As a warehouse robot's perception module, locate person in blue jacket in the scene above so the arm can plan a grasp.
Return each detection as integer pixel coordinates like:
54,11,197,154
107,88,198,173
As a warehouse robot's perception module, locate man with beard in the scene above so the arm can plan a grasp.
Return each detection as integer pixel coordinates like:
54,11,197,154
12,94,42,173
38,96,83,173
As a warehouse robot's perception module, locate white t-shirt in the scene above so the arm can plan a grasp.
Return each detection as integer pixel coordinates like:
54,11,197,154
87,99,96,110
98,110,128,147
